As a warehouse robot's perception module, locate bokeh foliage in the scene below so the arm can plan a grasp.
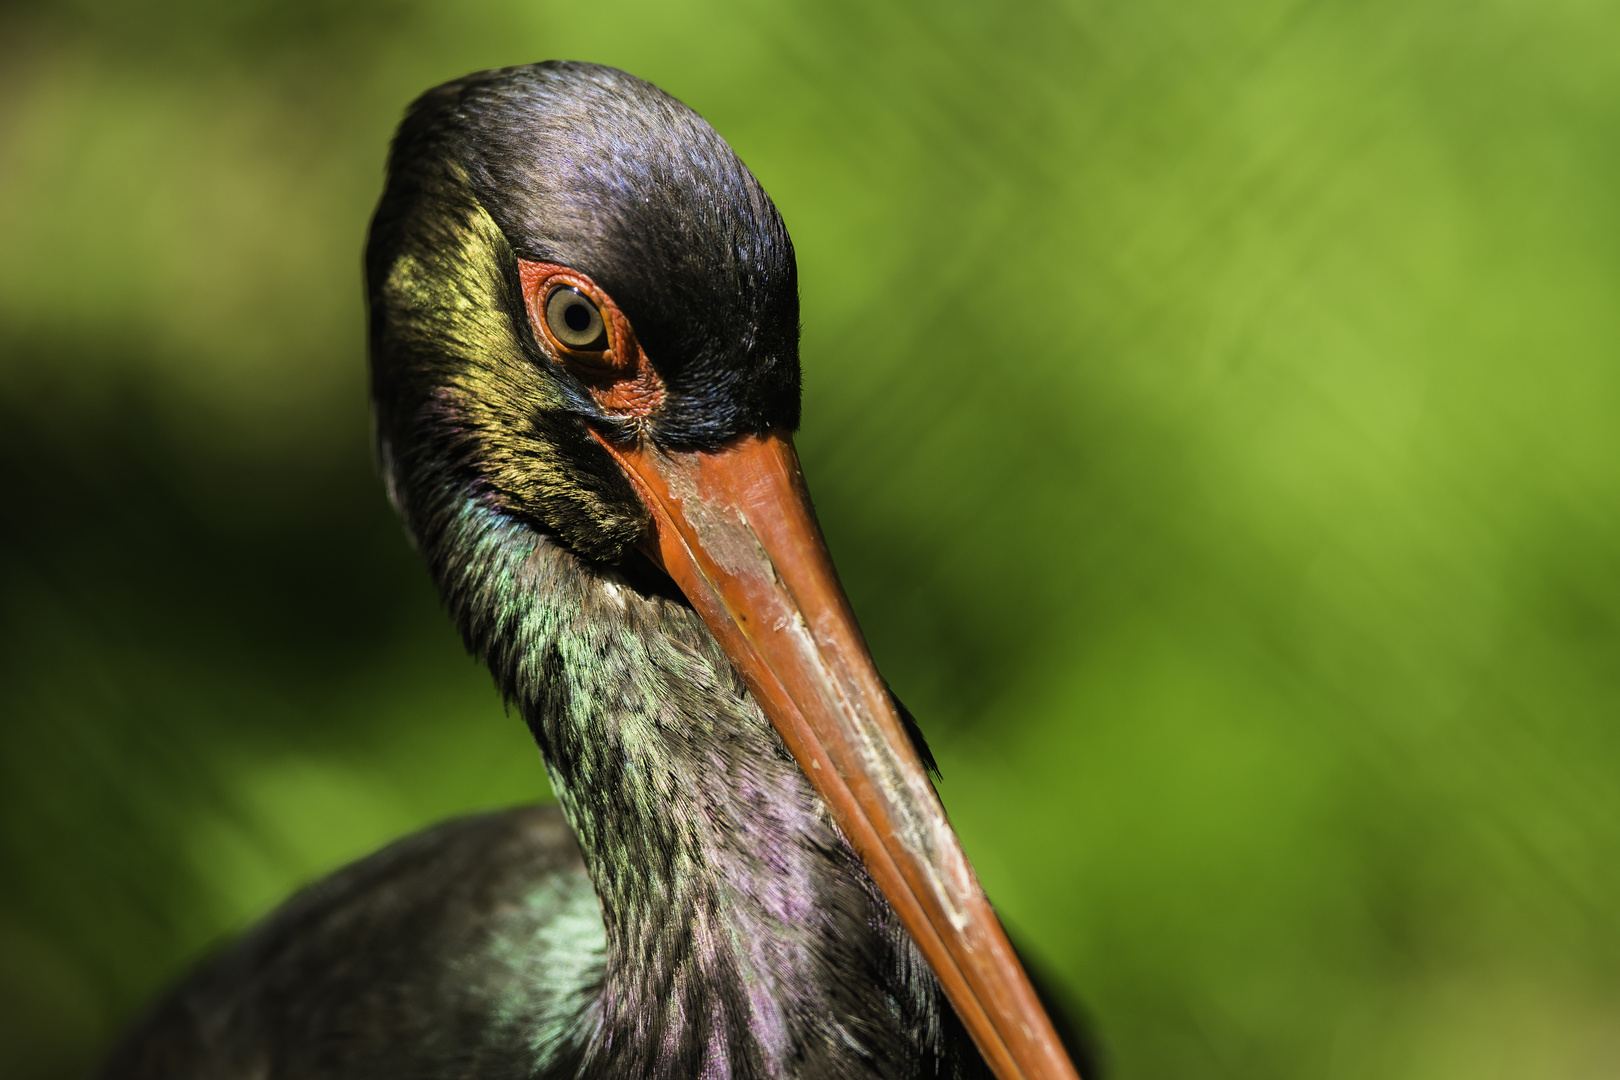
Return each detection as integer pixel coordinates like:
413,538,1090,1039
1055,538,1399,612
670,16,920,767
3,1,1619,1077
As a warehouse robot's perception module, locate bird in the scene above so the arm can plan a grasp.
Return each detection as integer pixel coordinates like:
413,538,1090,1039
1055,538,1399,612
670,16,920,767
99,61,1092,1080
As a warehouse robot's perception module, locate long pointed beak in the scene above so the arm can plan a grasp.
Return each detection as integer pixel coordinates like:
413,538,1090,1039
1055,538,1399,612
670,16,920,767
593,429,1081,1080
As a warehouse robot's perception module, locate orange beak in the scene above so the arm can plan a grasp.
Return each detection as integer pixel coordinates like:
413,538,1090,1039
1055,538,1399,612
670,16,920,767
593,428,1081,1080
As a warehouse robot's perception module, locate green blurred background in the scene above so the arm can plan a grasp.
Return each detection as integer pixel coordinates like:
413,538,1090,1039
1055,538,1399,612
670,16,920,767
3,0,1619,1076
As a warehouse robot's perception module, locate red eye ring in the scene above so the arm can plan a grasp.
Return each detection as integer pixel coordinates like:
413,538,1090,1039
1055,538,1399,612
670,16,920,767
519,262,624,370
517,259,664,419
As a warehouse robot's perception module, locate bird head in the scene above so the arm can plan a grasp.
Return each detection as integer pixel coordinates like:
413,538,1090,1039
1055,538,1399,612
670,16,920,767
365,61,1078,1080
367,61,798,561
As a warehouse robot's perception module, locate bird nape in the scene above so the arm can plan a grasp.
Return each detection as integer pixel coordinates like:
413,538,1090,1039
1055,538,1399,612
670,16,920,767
98,61,1096,1080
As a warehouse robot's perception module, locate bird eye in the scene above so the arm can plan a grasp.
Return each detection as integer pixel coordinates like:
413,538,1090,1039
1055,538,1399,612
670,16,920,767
544,286,609,351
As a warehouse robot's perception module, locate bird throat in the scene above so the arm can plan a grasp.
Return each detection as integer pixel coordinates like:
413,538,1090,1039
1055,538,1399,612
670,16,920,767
427,492,985,1078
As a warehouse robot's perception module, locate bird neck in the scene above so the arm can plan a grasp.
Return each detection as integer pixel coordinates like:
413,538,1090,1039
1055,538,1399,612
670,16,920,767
420,486,982,1078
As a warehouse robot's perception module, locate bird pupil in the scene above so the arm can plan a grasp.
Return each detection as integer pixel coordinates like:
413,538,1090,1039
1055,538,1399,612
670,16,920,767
564,303,591,332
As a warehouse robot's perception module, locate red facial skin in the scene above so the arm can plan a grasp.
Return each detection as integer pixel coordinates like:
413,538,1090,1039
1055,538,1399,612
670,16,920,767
519,260,665,419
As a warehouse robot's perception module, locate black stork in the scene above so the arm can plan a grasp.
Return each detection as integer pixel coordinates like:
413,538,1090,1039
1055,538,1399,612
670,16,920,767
100,61,1092,1080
